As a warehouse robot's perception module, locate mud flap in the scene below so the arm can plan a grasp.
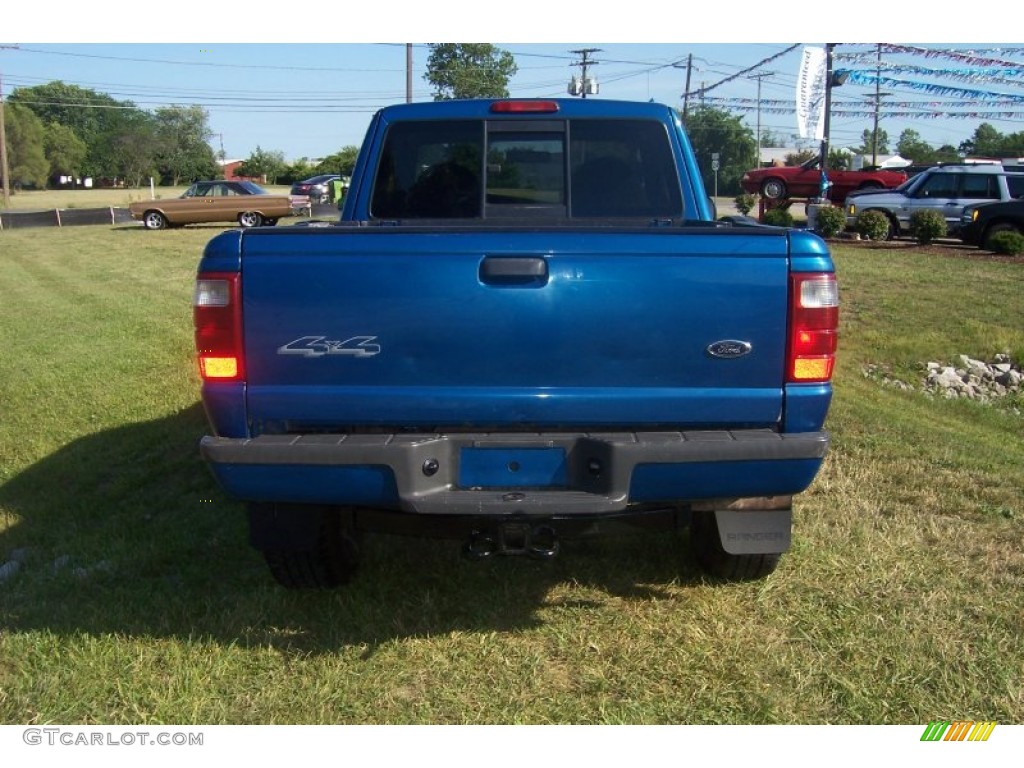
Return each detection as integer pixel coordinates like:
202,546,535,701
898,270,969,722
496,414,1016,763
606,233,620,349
714,508,792,555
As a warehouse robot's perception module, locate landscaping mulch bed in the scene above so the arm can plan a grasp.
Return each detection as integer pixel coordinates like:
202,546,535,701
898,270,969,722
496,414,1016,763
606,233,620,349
831,236,1022,263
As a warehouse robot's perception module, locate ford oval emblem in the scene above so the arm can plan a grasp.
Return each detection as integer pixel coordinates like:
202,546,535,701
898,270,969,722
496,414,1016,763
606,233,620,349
706,340,752,359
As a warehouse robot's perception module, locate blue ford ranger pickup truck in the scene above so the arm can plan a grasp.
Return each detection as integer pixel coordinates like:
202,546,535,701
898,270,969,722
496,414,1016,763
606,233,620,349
193,99,838,588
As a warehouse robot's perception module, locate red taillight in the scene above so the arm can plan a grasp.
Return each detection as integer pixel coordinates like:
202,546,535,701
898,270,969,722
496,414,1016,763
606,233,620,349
788,273,838,383
194,272,244,382
490,100,560,114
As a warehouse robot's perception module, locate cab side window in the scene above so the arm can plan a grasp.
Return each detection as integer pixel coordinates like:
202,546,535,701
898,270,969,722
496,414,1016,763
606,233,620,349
1007,174,1024,198
961,175,998,200
916,173,957,198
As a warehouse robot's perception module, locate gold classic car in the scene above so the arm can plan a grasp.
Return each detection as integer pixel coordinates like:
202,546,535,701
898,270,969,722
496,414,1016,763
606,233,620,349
129,180,296,230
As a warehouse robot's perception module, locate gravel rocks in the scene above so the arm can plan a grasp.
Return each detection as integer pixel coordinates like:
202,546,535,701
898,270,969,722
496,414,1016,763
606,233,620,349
863,354,1022,411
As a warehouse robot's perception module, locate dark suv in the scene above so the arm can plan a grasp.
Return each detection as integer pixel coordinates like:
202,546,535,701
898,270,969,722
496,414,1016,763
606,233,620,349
960,199,1024,249
845,164,1024,239
290,174,341,204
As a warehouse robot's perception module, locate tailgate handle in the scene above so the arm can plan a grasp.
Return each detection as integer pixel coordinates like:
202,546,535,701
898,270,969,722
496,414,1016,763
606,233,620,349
480,256,548,285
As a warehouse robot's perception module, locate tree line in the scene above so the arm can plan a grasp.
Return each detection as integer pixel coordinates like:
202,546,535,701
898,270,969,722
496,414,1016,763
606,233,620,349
232,145,360,187
2,80,361,191
5,81,220,188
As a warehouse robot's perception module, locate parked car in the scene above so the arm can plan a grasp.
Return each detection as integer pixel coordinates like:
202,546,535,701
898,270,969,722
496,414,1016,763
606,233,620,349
290,174,341,204
130,180,295,231
959,198,1024,249
845,164,1024,239
740,156,907,203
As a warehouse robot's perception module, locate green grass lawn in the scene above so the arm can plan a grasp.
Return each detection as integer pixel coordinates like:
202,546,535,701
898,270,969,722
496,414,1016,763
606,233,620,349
0,226,1021,724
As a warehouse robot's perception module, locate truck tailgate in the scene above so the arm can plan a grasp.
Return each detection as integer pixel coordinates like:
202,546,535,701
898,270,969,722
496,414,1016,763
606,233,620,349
237,227,792,433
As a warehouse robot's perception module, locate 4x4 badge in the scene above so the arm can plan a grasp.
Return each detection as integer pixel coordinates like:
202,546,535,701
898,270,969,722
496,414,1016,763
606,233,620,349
706,340,752,359
278,335,381,358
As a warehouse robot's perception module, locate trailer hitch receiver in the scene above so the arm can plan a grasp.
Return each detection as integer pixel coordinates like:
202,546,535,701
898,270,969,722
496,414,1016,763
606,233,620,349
464,523,560,560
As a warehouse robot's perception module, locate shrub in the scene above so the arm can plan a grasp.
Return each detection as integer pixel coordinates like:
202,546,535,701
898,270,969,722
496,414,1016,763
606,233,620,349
908,209,948,244
733,193,757,216
855,210,891,241
762,208,794,228
987,230,1024,256
813,205,847,238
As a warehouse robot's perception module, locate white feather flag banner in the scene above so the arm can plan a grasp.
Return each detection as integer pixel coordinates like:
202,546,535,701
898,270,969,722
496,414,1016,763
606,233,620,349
795,47,827,141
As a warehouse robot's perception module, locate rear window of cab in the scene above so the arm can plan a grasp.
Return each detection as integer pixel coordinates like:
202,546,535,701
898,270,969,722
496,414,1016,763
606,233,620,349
369,118,683,219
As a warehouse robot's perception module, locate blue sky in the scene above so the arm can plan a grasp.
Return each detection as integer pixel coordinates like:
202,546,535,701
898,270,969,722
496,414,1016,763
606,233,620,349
3,9,1020,163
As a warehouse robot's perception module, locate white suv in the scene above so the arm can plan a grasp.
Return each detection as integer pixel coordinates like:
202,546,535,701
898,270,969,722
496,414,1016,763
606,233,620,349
845,165,1024,239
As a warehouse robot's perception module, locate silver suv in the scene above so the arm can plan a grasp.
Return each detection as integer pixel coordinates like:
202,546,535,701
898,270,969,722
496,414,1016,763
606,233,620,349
845,164,1024,239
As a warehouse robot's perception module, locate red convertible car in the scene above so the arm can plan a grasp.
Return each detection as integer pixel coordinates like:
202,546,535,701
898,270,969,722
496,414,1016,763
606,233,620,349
741,156,907,203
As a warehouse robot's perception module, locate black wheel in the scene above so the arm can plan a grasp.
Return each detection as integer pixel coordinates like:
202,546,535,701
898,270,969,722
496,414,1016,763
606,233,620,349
983,222,1021,250
690,510,781,581
238,211,264,228
143,210,168,230
256,505,360,589
760,178,787,200
857,181,882,191
264,218,279,226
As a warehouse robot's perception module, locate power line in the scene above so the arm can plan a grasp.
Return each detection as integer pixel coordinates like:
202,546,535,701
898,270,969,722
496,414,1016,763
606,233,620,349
12,45,406,74
684,44,801,99
8,97,393,113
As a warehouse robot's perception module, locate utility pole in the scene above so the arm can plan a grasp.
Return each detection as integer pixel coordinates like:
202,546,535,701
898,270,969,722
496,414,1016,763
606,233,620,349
0,72,10,208
0,44,19,209
406,44,413,104
749,71,775,169
870,92,892,168
871,44,888,168
680,54,693,124
568,48,601,98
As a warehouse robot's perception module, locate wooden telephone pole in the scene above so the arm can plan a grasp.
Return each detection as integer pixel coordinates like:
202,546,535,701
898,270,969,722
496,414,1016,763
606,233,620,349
0,45,19,209
0,72,10,208
749,71,775,169
568,48,601,98
680,54,693,124
406,44,413,103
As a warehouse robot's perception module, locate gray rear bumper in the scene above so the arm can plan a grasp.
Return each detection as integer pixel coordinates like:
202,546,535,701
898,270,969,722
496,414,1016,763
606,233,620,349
201,429,829,516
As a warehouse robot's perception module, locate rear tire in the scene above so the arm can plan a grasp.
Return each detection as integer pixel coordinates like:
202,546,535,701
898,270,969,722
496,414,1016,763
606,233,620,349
257,505,360,589
690,510,781,581
238,211,264,228
883,214,899,241
983,222,1021,250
